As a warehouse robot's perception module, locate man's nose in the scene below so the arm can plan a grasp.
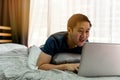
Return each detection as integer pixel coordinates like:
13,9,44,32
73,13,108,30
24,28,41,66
81,32,86,38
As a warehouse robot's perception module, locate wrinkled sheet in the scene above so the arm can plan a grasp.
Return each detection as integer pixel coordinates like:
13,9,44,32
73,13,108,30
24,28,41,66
0,49,120,80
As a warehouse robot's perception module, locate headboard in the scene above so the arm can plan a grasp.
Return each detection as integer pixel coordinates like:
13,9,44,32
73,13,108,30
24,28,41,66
0,26,12,43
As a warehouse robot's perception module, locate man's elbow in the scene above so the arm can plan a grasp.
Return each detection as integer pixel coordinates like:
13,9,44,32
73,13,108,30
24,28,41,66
37,63,48,70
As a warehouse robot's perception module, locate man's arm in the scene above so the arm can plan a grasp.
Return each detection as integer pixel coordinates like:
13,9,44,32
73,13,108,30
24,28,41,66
36,52,80,71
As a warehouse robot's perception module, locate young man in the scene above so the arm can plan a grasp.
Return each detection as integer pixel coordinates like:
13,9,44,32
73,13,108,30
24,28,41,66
37,13,92,72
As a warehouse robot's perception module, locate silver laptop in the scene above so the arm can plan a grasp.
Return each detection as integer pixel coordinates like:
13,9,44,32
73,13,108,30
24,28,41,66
78,42,120,77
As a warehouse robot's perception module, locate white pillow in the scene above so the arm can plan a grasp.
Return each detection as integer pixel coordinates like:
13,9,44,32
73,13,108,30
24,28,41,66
0,43,27,53
28,45,41,70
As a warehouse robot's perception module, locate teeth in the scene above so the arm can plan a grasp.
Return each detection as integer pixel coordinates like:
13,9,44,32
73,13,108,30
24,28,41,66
81,40,84,42
79,39,84,42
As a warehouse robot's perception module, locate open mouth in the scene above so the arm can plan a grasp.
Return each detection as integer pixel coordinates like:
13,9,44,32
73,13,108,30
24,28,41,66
80,39,85,42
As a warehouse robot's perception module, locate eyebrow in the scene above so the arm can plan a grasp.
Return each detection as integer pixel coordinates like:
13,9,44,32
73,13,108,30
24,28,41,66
87,28,90,30
79,28,84,30
79,27,90,30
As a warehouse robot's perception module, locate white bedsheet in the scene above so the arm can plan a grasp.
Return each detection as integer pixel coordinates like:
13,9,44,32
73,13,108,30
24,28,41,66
0,45,120,80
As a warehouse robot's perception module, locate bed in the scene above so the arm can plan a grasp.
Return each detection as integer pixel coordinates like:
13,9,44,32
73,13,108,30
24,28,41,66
0,44,120,80
0,27,120,80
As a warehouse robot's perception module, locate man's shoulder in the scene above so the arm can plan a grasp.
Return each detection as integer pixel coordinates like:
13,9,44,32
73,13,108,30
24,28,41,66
51,31,67,36
50,31,67,40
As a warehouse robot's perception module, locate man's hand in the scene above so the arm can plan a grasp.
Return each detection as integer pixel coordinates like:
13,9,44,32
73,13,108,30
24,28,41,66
64,63,80,71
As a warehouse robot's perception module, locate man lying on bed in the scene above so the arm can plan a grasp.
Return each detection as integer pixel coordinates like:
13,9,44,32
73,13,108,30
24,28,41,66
36,13,92,72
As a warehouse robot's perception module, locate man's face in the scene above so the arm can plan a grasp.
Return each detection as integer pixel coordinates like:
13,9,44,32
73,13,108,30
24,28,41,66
68,21,91,47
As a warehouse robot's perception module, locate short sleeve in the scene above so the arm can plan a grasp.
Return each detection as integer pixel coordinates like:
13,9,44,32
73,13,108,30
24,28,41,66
40,36,56,56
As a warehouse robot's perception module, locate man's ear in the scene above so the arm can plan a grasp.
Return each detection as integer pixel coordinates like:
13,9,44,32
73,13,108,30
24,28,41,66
67,27,72,33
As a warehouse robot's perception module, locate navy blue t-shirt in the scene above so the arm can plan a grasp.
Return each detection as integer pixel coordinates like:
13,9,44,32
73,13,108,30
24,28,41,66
40,31,83,57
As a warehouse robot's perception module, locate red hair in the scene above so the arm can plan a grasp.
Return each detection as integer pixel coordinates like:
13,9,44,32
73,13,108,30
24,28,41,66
67,14,92,29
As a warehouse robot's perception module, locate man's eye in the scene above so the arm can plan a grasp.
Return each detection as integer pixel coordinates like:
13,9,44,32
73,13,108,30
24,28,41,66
78,30,83,32
86,30,89,33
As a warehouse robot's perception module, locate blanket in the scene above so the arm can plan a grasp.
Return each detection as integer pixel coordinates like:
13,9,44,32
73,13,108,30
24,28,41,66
0,48,120,80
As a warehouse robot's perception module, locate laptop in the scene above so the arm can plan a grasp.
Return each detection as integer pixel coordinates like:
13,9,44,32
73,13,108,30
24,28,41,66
78,42,120,77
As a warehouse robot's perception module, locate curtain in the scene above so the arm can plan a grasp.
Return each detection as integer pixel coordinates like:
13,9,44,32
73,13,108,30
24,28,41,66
0,0,10,25
28,0,120,47
0,0,30,46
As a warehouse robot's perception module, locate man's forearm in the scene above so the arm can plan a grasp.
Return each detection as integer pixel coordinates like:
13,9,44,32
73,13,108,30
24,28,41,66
38,64,66,70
